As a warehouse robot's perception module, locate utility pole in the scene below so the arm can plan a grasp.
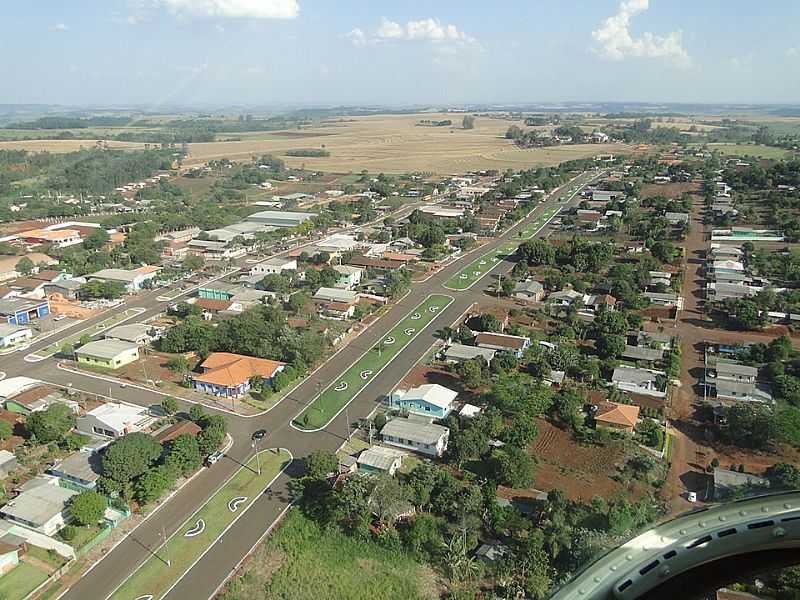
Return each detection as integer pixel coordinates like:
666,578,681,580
251,439,261,475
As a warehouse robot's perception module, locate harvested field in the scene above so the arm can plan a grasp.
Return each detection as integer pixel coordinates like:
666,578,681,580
185,113,632,174
0,139,145,153
531,418,652,502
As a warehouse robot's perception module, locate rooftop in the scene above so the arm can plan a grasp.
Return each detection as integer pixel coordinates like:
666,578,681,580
396,384,458,410
48,452,103,484
1,478,78,527
75,339,139,360
194,352,286,387
444,343,496,362
595,401,640,428
381,418,448,445
358,446,402,471
475,332,530,350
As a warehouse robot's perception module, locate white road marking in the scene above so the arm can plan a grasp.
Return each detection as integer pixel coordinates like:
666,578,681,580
184,519,206,537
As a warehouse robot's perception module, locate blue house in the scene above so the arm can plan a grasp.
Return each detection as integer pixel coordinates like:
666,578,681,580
388,384,458,419
0,298,49,325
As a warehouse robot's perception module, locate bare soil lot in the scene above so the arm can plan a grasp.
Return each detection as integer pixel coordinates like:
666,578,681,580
185,114,631,174
640,182,701,200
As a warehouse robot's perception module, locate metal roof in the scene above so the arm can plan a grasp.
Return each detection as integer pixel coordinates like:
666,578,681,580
380,419,448,445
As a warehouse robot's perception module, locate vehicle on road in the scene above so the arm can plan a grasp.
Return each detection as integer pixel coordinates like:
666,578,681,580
252,429,267,441
54,314,67,321
205,450,224,466
119,382,127,388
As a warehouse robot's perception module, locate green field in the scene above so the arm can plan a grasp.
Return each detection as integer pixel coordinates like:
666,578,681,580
293,294,454,430
707,143,791,159
516,205,562,239
444,243,518,291
29,307,146,360
110,449,291,600
0,561,51,600
219,511,435,600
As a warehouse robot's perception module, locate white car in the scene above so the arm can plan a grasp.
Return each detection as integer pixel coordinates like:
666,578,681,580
54,315,67,321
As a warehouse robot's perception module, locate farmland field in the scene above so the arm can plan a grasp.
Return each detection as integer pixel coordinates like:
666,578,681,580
0,139,145,153
705,143,792,159
292,294,453,430
185,114,630,174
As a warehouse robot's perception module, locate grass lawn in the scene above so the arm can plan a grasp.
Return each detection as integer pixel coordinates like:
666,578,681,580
516,205,561,239
707,143,791,159
26,545,68,570
218,511,437,600
109,449,291,600
444,243,517,290
31,307,146,359
293,294,454,430
0,561,51,600
61,524,103,552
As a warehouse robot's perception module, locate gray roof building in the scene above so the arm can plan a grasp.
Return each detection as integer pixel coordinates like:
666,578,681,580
714,468,769,498
75,339,139,360
47,452,103,489
443,343,496,363
380,419,448,446
715,361,758,381
622,345,664,362
104,323,155,344
357,446,402,473
244,210,314,228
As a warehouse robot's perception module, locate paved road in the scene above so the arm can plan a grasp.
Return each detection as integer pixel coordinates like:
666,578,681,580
10,170,602,600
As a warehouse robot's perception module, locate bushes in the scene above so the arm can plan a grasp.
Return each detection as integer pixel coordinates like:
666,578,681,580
26,404,76,443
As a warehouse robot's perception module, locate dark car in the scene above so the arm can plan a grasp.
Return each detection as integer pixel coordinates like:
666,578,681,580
252,429,267,441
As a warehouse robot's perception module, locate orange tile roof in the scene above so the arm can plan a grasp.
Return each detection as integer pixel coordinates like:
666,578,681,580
194,352,286,388
196,298,233,312
22,228,80,241
595,401,640,428
382,252,417,262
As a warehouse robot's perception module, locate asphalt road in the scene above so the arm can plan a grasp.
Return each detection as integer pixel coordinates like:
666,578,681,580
3,169,603,600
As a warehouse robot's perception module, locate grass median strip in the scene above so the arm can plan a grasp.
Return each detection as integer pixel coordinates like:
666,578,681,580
29,307,146,360
293,294,454,431
109,449,291,600
517,205,561,239
444,243,518,291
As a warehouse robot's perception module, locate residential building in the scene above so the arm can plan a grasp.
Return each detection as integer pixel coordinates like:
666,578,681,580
713,468,769,499
153,420,202,445
388,384,458,419
47,452,103,491
249,257,297,278
591,190,623,202
87,266,159,292
714,379,773,403
104,323,158,346
0,451,17,479
474,332,531,358
43,279,82,300
21,228,82,248
319,300,357,320
333,265,363,290
186,240,247,260
634,331,673,350
244,210,314,228
0,477,78,535
312,287,358,304
380,419,449,457
75,339,140,370
418,206,465,220
3,386,78,415
594,401,640,434
664,212,690,226
622,345,664,363
77,402,155,438
0,324,31,348
0,298,49,325
357,446,403,476
443,343,496,364
0,542,19,576
315,234,361,254
611,366,667,398
512,280,545,302
643,291,682,309
713,361,757,383
191,352,286,398
707,282,757,301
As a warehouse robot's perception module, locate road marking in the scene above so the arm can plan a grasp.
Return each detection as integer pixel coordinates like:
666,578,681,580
227,497,247,513
383,336,396,345
404,328,415,336
359,370,373,380
410,312,422,320
184,519,206,538
334,381,348,392
134,595,153,600
428,305,440,313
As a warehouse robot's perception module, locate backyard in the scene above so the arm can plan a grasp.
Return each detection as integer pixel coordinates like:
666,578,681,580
218,511,438,600
109,449,291,600
292,294,454,430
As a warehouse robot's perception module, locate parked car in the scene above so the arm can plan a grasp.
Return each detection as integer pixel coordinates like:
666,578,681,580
206,451,224,466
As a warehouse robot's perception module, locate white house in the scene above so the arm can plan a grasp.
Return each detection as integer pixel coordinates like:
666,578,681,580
611,366,667,398
0,476,78,536
249,257,297,278
76,402,155,438
333,265,363,290
87,266,159,292
0,324,32,348
388,384,458,419
380,419,449,457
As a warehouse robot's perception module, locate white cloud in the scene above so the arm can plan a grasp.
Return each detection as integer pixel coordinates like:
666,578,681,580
158,0,299,19
350,17,476,46
52,23,69,32
591,0,689,65
788,47,799,58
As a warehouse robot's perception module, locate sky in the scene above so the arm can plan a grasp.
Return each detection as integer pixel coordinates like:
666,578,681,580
2,0,799,108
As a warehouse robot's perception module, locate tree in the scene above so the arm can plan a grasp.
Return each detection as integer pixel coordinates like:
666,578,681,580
15,257,34,276
474,313,503,333
517,239,555,266
26,404,75,443
182,254,205,271
197,414,226,456
82,228,110,251
189,404,206,423
102,432,163,486
766,462,800,489
369,474,407,525
0,421,12,442
455,358,483,389
161,397,179,417
165,434,202,477
492,446,535,488
595,333,625,359
70,491,107,526
79,279,126,300
305,449,337,481
260,273,290,293
462,115,475,130
134,464,177,505
650,240,677,263
166,356,189,375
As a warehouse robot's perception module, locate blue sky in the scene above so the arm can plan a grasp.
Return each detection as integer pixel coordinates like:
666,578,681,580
2,0,798,107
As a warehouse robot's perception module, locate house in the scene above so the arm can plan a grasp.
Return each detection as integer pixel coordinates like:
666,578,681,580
186,240,247,260
611,366,667,398
709,245,743,261
643,291,682,309
333,265,363,290
0,451,17,479
706,282,757,301
584,294,617,313
249,257,297,278
634,331,673,350
0,324,31,348
380,418,449,457
547,288,584,309
648,271,672,287
474,332,531,358
0,298,50,325
594,401,640,434
591,190,623,202
43,279,83,301
357,446,403,476
512,280,545,302
104,323,158,346
244,210,314,228
664,212,690,226
713,361,757,383
0,541,20,576
312,287,358,304
388,384,458,419
319,300,357,320
459,404,482,420
3,386,78,415
77,402,155,438
0,476,78,536
576,209,603,230
443,343,496,364
47,452,103,491
75,339,140,370
622,345,664,363
713,468,769,499
192,352,286,398
153,420,202,445
714,379,773,403
87,266,159,292
21,228,82,248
